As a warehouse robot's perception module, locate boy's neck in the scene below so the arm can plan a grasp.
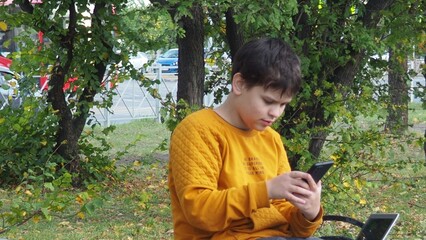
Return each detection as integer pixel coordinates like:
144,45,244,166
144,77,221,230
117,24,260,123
214,99,250,131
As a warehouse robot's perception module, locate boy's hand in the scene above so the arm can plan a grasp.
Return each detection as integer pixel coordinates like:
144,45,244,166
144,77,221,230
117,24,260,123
266,171,322,221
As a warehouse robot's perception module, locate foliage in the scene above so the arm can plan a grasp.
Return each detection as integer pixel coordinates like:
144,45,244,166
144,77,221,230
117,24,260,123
159,95,200,132
0,95,121,184
0,0,178,231
0,97,117,234
120,3,177,52
76,124,119,185
0,171,107,234
1,120,173,239
0,0,171,183
316,133,426,239
0,0,180,180
231,0,298,39
0,97,61,186
1,161,173,239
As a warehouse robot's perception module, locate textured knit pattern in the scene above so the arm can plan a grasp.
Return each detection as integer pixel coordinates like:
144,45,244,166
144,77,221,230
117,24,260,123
168,109,322,239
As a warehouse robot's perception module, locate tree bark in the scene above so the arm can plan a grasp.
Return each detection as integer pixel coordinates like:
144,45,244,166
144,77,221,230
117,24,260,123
176,3,205,108
385,47,409,134
225,8,244,61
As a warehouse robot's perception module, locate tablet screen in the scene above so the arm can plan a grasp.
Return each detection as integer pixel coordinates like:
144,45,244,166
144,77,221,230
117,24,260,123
356,213,399,240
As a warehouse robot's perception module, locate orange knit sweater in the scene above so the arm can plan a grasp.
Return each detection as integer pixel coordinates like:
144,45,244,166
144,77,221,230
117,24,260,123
168,109,322,239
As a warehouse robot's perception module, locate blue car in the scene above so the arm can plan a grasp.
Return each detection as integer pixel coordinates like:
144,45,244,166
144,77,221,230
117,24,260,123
155,48,178,73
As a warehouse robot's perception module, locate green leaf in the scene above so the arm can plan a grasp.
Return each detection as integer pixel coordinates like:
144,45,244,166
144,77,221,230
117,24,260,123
44,182,55,191
41,207,52,221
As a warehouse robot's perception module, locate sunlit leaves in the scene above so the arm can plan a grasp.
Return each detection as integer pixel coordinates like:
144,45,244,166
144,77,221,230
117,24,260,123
0,21,7,31
231,0,298,37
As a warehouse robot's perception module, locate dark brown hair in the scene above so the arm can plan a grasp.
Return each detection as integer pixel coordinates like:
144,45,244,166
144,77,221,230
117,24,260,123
232,38,302,96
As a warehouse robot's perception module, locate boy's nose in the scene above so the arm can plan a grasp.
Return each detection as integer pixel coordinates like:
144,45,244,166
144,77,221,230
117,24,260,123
269,105,284,118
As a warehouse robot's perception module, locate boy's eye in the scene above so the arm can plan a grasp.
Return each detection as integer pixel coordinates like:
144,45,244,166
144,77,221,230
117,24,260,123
264,99,286,107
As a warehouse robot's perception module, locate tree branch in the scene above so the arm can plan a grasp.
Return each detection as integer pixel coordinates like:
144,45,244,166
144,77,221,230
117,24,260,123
18,0,34,14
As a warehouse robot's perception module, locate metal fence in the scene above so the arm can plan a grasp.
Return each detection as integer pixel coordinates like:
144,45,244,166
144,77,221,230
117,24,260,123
90,65,222,126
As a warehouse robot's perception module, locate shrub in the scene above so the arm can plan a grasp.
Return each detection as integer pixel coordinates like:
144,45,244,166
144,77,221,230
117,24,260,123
0,97,62,186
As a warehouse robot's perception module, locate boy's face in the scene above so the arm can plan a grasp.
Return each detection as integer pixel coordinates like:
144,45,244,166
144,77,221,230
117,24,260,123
233,74,292,131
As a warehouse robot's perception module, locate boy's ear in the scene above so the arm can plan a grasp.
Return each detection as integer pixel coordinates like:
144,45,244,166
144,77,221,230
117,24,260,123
232,73,245,95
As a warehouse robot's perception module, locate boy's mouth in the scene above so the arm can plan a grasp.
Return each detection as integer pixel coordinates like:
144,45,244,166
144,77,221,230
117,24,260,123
261,119,273,126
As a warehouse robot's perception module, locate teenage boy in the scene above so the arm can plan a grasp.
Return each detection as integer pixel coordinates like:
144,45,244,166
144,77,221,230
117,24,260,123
168,37,323,239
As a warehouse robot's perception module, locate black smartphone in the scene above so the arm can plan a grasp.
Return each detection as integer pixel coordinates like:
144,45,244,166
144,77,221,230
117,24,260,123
306,161,334,183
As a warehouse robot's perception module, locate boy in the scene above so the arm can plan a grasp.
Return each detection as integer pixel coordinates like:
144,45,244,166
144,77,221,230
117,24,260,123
168,38,323,239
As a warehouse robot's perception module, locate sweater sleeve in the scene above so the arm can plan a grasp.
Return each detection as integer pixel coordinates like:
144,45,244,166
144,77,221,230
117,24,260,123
169,116,270,232
269,135,323,237
271,200,323,237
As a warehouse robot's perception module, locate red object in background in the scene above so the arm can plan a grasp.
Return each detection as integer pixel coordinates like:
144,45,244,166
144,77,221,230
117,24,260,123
39,75,49,91
63,77,78,92
0,56,12,68
38,75,79,92
38,31,44,51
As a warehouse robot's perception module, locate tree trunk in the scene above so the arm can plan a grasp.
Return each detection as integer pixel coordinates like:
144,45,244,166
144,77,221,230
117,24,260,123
225,8,244,60
47,63,82,177
385,48,409,134
176,3,205,108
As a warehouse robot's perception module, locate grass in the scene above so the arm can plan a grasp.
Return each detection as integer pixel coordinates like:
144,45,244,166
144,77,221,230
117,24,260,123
1,107,426,239
1,161,173,240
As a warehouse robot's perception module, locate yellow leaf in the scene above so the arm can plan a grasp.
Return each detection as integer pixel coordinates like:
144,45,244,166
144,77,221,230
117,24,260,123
77,212,85,219
359,199,367,206
24,190,33,196
75,196,84,205
138,202,146,209
0,118,5,124
314,89,322,97
40,140,47,146
354,179,362,190
102,52,109,60
329,184,338,192
33,215,41,223
343,182,350,188
413,117,419,123
0,22,7,31
133,160,141,167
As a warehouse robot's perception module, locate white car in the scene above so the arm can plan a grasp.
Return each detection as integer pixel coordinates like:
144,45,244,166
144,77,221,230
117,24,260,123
0,66,21,109
129,52,149,73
